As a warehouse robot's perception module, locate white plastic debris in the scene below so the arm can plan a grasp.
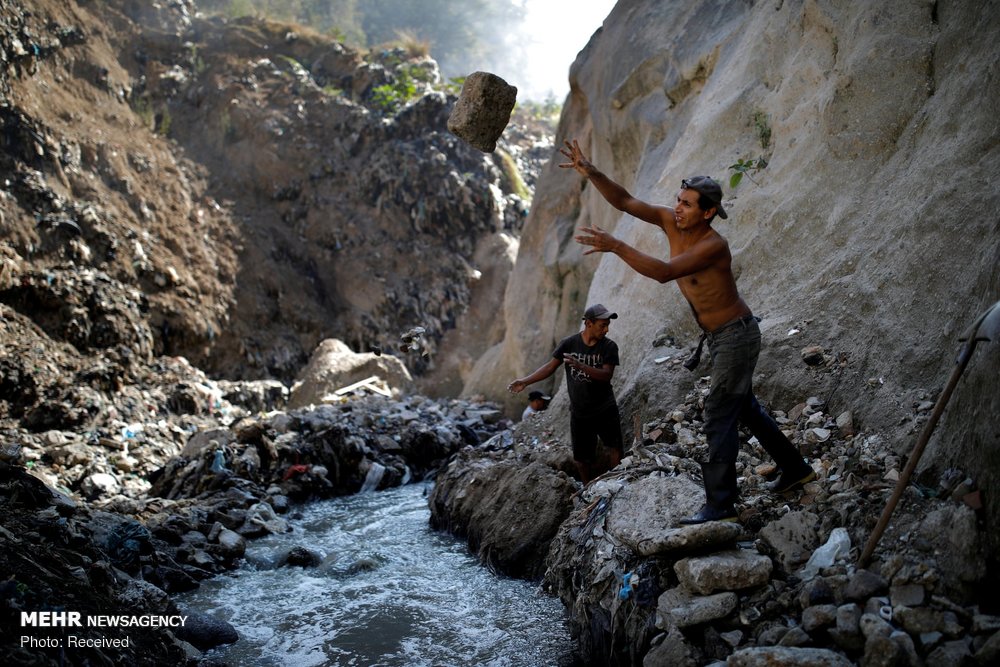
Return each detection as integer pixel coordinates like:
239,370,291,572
799,527,851,580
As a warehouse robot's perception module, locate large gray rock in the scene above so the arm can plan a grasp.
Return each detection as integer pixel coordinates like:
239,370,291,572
604,474,725,554
674,549,773,595
758,510,819,572
429,458,575,579
914,504,986,600
447,71,517,152
656,588,738,629
215,527,246,559
173,611,239,651
289,339,414,408
727,646,854,666
643,626,698,667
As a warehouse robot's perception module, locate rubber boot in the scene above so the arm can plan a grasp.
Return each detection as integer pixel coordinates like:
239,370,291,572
680,462,739,525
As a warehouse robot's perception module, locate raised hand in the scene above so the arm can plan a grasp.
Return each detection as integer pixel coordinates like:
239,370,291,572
575,225,620,255
558,139,593,176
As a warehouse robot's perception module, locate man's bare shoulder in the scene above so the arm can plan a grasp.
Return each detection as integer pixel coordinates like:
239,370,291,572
659,206,678,233
686,229,731,264
708,229,732,253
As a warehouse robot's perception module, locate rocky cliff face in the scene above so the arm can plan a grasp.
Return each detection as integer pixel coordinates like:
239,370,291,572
466,0,999,527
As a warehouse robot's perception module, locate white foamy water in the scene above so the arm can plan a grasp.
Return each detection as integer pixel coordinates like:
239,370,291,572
177,483,576,666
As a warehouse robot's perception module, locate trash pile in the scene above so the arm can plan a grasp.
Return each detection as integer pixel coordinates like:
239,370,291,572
1,0,549,389
430,376,996,666
0,323,512,662
0,460,197,664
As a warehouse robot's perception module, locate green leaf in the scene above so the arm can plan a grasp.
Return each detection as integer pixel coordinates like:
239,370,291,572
730,172,743,189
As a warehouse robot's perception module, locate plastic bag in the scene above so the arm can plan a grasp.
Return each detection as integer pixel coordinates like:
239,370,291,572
799,527,851,580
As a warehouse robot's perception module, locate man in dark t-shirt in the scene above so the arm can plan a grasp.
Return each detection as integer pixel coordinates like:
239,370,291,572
507,304,624,483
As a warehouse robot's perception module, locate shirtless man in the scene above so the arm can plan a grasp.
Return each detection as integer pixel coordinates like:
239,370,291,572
560,139,815,524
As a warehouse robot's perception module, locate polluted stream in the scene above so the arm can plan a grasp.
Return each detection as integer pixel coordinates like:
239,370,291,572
178,482,576,666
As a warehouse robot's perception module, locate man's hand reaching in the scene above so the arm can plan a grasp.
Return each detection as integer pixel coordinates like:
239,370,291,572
558,139,593,177
575,225,621,255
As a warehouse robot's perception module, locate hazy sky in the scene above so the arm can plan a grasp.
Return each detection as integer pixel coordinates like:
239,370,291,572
505,0,617,102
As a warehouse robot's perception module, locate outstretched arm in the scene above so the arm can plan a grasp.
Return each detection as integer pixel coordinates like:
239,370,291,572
575,225,726,284
559,139,673,227
507,358,561,393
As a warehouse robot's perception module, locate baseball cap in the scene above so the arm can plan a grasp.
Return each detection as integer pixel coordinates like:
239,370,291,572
681,176,728,219
528,391,550,401
583,304,618,321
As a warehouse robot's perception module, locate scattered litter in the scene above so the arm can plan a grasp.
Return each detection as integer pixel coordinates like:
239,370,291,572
326,375,392,398
799,527,851,580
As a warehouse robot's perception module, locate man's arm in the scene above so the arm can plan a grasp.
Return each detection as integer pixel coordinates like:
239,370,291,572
559,139,673,227
507,357,561,393
563,358,615,383
575,225,726,284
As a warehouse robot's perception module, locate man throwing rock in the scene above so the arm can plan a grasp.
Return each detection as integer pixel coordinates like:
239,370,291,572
507,304,624,484
559,139,814,524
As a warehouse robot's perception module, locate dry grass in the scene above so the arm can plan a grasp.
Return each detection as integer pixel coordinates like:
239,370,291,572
391,29,431,58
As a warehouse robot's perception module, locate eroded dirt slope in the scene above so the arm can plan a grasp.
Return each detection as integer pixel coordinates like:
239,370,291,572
1,0,549,394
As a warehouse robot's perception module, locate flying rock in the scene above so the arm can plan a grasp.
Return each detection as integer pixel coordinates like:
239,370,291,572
447,71,517,153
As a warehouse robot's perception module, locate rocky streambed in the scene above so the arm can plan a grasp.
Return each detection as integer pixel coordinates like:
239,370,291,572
0,339,521,664
430,375,999,666
2,340,998,666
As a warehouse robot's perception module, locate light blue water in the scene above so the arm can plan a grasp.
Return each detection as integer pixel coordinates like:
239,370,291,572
177,483,576,666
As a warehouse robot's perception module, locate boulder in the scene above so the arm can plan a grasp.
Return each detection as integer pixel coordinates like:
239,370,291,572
173,611,239,651
655,588,738,629
603,475,721,554
674,549,773,595
289,339,414,408
758,510,820,572
728,646,854,666
643,626,698,667
429,458,575,578
447,71,517,152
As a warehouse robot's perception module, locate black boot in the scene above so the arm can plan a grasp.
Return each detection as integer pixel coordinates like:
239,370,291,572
680,462,739,525
679,505,737,524
766,465,817,493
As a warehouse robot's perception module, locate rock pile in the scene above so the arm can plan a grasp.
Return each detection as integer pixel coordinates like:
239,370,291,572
430,378,995,665
0,461,193,664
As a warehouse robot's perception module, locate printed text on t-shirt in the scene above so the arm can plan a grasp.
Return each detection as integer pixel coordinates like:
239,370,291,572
565,352,603,383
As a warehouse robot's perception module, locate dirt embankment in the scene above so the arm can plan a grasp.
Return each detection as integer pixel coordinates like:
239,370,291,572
1,0,551,392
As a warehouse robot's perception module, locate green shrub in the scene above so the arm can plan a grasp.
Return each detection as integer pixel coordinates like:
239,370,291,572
728,156,768,189
753,110,771,150
156,106,172,137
